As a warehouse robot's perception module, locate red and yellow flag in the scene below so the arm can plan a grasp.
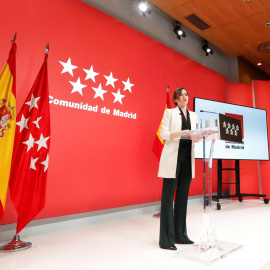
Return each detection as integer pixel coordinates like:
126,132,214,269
153,89,171,160
0,42,17,219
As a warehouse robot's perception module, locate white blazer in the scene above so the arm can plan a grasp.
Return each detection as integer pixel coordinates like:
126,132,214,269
158,107,198,179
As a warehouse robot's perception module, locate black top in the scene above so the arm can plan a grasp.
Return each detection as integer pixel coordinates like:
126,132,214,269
179,107,191,133
176,107,192,176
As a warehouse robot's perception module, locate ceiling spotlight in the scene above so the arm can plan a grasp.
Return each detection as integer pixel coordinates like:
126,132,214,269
257,63,262,66
173,21,186,40
137,1,151,17
202,40,214,56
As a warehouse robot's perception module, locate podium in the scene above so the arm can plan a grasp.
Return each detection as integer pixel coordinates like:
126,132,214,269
174,114,243,264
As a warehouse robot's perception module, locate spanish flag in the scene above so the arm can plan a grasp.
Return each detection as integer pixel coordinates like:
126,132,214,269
0,41,17,219
153,87,171,160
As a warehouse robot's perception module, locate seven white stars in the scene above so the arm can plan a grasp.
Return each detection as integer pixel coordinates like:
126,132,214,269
20,62,53,172
23,133,35,152
16,114,30,132
59,58,78,76
30,157,39,170
70,77,87,96
92,83,107,100
25,95,40,111
83,65,99,82
112,89,125,105
59,57,135,104
35,133,50,152
122,78,134,93
40,154,49,172
104,72,118,88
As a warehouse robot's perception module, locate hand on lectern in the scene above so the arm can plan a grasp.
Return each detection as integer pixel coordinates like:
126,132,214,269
170,129,191,140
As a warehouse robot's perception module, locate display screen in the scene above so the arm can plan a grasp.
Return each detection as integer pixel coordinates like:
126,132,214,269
194,98,269,160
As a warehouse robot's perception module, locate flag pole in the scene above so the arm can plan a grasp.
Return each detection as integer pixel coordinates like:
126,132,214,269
46,42,49,54
13,31,17,43
0,34,33,253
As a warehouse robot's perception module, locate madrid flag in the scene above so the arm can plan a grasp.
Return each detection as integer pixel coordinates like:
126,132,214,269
153,88,171,160
0,42,16,220
9,52,50,234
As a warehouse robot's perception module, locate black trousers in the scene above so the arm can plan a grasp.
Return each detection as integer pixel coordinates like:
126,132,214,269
159,160,192,248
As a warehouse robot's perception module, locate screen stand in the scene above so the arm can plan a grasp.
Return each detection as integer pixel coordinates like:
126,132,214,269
174,134,243,264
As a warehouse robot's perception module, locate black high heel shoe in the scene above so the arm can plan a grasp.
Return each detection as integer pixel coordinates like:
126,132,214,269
160,245,177,250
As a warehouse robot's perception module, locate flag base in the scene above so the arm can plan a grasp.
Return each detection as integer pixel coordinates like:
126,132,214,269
0,235,32,252
174,240,243,264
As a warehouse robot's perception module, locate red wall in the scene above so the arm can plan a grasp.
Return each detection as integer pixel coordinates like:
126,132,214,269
253,80,270,198
0,0,228,225
227,83,260,198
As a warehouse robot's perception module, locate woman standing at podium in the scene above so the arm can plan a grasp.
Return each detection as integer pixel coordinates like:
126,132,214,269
158,87,198,250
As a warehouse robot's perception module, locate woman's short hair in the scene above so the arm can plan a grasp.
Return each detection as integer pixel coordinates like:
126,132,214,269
173,87,188,106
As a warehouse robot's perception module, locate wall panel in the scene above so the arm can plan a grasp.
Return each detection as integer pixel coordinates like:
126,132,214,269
0,0,227,225
253,80,270,198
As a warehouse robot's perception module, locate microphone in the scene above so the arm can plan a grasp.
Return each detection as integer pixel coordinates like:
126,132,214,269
200,110,217,114
199,110,219,128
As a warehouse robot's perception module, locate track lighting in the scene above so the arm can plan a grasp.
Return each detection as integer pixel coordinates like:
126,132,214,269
137,1,151,17
173,21,186,40
202,40,214,56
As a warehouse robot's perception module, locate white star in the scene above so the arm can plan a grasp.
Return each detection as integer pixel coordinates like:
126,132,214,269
69,77,87,96
16,114,30,132
30,157,39,170
25,95,40,111
92,83,107,101
35,133,50,152
23,133,35,152
112,89,125,105
104,72,118,88
122,78,134,93
40,154,49,172
33,117,42,129
83,65,99,82
59,58,78,76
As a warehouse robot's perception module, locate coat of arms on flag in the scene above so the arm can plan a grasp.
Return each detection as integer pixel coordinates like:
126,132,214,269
0,39,17,221
0,99,15,137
